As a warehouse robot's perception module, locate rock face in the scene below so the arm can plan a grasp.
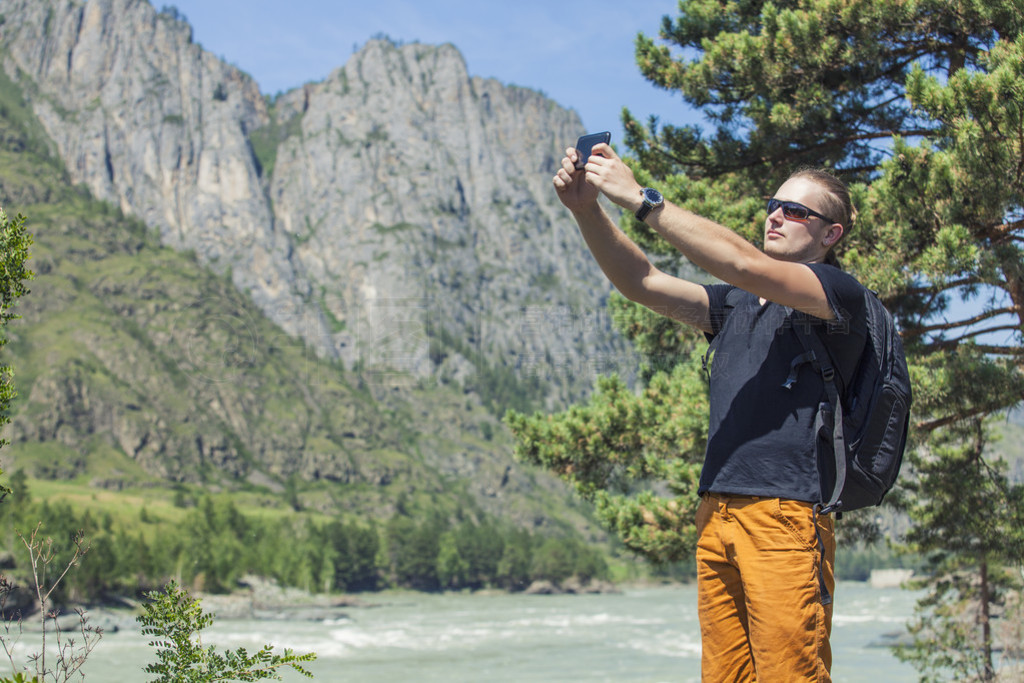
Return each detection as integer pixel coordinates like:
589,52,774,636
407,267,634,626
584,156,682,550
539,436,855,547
0,0,630,405
268,41,618,400
0,0,322,347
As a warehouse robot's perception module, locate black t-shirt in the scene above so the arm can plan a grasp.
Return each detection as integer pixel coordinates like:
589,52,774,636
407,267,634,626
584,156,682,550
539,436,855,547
700,263,868,502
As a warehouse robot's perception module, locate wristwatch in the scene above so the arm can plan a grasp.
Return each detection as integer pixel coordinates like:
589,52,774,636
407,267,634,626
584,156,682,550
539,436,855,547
635,187,664,221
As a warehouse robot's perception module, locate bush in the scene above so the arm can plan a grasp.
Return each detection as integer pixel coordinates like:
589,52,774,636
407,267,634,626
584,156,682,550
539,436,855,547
138,580,316,682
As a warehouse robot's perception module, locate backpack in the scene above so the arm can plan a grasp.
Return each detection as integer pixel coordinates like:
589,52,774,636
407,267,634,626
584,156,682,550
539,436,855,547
786,290,912,514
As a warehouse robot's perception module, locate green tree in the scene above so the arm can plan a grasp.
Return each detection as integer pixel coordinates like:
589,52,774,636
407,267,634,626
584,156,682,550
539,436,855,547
507,0,1024,674
895,418,1024,681
177,497,248,593
385,514,443,591
435,531,470,590
507,350,708,562
323,520,380,592
530,537,576,585
0,207,32,497
138,580,315,682
495,529,533,591
341,522,381,592
438,520,506,590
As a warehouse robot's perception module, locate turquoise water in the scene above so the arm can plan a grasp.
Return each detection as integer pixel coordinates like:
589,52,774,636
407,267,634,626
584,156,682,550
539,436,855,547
79,582,918,682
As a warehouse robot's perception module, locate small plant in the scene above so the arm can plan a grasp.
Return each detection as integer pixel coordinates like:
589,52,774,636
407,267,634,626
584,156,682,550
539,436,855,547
0,673,41,683
0,524,100,683
138,580,316,682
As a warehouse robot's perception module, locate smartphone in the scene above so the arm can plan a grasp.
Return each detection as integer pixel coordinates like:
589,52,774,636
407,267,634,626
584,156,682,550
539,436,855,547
574,131,611,169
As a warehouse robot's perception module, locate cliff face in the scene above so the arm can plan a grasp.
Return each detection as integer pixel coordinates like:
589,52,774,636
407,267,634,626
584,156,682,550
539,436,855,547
0,0,628,406
269,41,614,397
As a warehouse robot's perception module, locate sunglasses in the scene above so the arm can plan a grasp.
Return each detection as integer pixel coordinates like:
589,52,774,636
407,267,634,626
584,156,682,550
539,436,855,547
766,197,836,224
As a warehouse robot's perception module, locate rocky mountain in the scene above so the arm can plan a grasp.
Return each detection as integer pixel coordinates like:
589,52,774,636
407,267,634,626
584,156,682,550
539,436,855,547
0,0,630,409
0,57,600,537
0,0,640,538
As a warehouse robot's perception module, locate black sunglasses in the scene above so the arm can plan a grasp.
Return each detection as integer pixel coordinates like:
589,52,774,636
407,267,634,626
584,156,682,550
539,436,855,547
766,197,836,224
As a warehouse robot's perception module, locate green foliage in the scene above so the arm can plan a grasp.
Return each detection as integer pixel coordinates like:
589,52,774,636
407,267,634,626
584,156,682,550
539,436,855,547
629,0,1022,183
385,514,443,591
529,535,608,584
0,207,33,455
835,541,921,583
0,208,33,326
894,418,1024,680
378,509,609,592
494,528,533,590
323,520,380,592
0,673,41,682
606,290,704,382
0,484,611,602
508,356,708,563
435,520,503,590
138,580,316,682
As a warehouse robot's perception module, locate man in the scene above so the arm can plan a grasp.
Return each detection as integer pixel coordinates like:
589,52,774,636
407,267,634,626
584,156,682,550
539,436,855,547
552,142,867,682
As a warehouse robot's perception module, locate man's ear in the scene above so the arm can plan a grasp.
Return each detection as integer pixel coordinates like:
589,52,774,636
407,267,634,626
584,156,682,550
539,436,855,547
825,223,844,246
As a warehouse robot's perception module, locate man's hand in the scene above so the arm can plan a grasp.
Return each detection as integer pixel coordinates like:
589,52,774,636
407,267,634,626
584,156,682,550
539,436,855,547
553,147,600,213
579,143,644,214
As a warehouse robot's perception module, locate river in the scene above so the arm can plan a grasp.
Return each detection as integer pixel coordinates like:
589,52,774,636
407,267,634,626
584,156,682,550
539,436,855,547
77,582,918,682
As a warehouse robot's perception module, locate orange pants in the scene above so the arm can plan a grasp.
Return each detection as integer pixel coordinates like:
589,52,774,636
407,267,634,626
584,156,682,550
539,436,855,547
696,493,835,682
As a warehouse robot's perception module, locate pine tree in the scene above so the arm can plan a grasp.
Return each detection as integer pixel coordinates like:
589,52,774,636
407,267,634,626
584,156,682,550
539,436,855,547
0,207,33,495
895,417,1024,680
508,0,1024,673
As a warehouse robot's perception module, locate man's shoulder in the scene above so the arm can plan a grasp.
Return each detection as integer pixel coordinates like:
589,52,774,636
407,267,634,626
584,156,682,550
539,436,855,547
806,263,871,312
705,283,746,311
705,283,758,305
806,262,867,291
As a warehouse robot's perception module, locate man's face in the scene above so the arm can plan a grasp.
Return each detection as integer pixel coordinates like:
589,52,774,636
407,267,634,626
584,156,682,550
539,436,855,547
763,177,840,264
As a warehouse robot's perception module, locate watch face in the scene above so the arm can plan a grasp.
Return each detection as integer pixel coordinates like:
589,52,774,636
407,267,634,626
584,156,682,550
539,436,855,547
643,187,663,204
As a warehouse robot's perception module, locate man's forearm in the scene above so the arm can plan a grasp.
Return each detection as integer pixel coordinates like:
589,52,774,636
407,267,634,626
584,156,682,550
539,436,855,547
582,147,765,291
570,202,657,303
643,201,765,292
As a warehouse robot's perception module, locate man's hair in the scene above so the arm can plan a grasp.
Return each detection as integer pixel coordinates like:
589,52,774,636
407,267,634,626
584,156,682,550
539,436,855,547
787,167,855,268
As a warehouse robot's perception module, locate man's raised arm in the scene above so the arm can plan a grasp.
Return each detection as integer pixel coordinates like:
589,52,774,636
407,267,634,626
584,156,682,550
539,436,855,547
553,147,713,333
580,143,837,321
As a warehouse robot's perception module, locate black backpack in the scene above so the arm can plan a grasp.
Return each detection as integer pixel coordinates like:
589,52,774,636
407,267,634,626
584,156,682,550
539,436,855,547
786,290,912,514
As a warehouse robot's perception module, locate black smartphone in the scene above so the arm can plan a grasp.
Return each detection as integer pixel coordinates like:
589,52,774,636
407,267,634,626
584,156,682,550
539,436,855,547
574,131,611,169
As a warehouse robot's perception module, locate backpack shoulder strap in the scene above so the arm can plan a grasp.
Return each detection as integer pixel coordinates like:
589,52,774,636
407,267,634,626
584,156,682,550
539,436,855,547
785,315,847,515
702,287,748,376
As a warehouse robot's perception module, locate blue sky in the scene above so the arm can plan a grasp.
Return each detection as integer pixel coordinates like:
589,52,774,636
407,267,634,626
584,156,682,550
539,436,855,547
165,0,703,147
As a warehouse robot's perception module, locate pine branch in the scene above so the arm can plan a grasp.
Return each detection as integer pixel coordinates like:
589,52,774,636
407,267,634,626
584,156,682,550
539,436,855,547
904,276,983,296
977,217,1024,242
910,306,1021,335
922,326,1022,351
915,405,1010,433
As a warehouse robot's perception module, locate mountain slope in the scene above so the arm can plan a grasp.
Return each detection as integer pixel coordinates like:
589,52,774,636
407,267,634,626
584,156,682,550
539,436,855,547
0,62,600,537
